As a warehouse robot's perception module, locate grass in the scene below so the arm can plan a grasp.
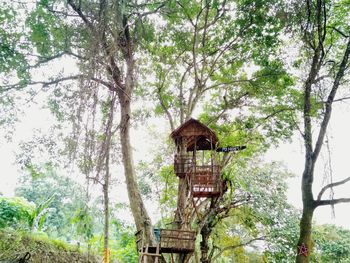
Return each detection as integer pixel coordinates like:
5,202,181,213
0,229,100,263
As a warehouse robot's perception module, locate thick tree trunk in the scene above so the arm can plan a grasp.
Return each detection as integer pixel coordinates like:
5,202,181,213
119,96,154,243
174,177,190,262
173,140,191,262
174,178,190,229
199,203,219,263
296,206,314,263
174,139,190,230
296,154,316,263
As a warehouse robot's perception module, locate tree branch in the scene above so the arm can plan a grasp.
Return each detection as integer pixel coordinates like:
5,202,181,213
67,0,94,30
29,51,88,68
316,198,350,207
262,107,296,121
332,96,350,103
86,175,103,186
313,34,350,161
327,26,350,38
131,2,165,19
176,1,195,27
1,75,114,92
157,86,175,131
317,176,350,201
211,236,265,261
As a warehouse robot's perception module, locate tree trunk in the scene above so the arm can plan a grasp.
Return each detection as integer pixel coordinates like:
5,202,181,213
174,178,190,229
174,177,190,263
103,182,110,263
119,95,154,244
200,224,211,263
174,139,190,230
173,139,191,262
102,94,116,263
296,156,316,263
296,205,314,263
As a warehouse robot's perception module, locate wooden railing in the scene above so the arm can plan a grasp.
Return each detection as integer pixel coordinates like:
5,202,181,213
174,154,194,177
159,229,196,253
135,228,196,254
190,165,222,197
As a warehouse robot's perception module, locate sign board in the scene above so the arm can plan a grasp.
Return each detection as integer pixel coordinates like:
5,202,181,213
216,146,246,152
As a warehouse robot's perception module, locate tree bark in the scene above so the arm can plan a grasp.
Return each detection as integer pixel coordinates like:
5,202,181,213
174,178,190,229
173,139,191,263
113,14,155,247
102,93,115,263
296,159,315,263
200,224,211,263
296,205,315,263
119,94,154,244
174,137,191,231
103,181,110,263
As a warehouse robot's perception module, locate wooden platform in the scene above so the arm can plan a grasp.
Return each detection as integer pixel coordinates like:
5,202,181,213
159,229,195,254
136,229,196,256
192,190,221,198
140,245,194,254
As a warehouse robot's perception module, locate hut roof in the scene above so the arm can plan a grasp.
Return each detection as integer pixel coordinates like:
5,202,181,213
171,118,218,150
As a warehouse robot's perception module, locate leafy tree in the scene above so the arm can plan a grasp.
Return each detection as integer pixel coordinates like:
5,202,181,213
312,224,350,263
0,197,34,230
288,1,350,262
0,195,56,232
205,161,297,262
0,1,31,133
1,1,167,254
147,0,300,259
2,0,167,258
2,1,350,263
15,164,90,239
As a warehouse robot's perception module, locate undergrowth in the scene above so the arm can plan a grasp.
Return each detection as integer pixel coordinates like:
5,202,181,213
0,229,100,263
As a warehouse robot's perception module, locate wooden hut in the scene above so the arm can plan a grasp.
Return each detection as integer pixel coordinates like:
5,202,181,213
171,118,223,198
136,228,196,262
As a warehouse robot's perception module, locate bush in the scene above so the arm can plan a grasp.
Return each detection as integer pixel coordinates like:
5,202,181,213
0,197,34,230
0,229,100,263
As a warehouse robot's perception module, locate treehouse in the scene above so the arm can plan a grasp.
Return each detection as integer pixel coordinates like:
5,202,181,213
136,119,227,262
136,228,196,262
171,118,223,198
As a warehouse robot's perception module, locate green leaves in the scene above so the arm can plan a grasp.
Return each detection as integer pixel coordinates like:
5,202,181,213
208,161,298,261
71,207,94,241
112,220,138,263
15,165,88,238
26,2,68,57
314,224,350,263
30,194,56,231
0,197,35,230
0,4,29,83
158,165,178,208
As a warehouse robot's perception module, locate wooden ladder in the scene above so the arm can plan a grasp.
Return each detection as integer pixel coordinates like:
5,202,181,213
139,244,161,263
